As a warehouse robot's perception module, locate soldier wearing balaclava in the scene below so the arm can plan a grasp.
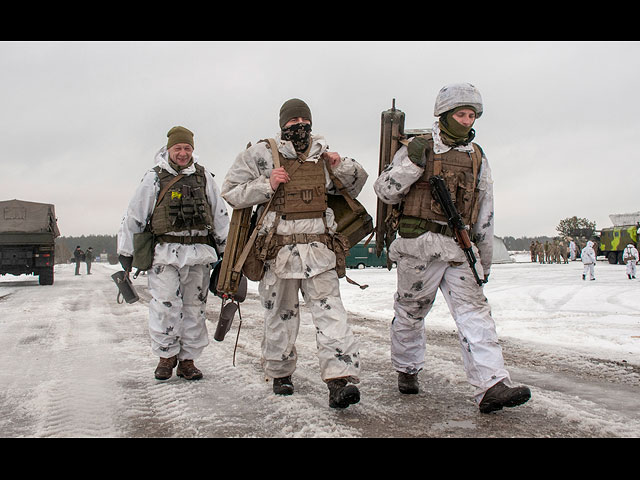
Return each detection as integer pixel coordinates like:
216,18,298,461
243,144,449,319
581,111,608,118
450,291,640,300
221,98,367,409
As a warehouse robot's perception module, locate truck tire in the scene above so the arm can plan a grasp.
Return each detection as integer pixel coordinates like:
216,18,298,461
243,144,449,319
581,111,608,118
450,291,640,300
607,252,618,264
39,266,54,285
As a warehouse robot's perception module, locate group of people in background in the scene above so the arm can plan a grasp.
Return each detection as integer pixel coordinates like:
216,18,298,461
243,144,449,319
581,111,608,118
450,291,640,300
529,238,639,282
529,238,573,264
73,245,94,275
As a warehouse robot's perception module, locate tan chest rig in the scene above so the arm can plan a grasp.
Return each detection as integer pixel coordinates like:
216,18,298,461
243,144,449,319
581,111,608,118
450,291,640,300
400,134,483,237
272,156,327,220
249,139,351,277
151,164,215,241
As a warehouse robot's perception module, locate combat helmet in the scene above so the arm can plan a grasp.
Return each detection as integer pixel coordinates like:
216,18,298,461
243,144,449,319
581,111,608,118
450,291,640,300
434,83,483,118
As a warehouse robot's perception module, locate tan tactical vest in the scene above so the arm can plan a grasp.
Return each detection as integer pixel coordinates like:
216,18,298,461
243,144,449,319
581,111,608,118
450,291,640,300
270,145,327,220
402,134,483,227
151,164,214,235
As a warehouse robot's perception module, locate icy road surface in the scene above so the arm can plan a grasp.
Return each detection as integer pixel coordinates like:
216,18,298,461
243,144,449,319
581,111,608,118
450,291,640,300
1,256,639,437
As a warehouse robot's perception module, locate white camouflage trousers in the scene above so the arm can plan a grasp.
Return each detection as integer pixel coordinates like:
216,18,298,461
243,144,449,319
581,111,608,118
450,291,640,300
626,261,636,277
390,251,510,403
258,269,361,383
147,263,211,361
583,263,595,280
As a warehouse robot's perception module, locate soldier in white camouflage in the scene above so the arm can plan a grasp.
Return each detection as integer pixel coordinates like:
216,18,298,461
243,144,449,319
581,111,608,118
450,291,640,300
623,243,638,279
221,99,367,409
373,83,531,413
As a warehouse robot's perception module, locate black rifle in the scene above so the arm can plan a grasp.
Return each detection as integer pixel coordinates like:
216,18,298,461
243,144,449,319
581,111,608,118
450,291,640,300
428,175,486,286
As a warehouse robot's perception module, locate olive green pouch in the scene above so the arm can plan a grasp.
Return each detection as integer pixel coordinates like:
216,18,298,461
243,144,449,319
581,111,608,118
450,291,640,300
133,230,155,271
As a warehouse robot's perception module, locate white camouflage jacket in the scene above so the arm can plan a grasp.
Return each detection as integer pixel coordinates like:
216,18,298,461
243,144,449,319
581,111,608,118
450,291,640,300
221,132,368,281
373,121,494,277
117,147,230,268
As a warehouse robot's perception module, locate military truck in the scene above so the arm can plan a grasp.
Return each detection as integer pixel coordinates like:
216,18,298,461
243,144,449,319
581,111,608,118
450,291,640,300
0,199,61,285
598,224,638,264
595,212,639,264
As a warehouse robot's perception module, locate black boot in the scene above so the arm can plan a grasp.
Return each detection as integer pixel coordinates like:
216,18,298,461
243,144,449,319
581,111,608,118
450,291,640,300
327,378,360,409
398,372,419,394
479,381,531,414
273,376,294,395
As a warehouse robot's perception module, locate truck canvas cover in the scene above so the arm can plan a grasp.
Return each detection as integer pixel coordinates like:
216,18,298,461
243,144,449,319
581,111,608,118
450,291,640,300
0,199,60,237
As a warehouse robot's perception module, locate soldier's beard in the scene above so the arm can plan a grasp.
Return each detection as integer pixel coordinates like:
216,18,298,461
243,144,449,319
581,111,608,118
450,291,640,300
281,123,311,153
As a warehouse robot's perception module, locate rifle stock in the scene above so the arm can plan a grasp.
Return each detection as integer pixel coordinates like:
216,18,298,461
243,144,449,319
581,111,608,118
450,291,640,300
428,175,486,286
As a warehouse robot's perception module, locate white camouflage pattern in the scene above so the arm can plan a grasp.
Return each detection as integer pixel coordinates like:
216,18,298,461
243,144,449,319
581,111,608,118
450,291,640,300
222,132,366,383
117,146,230,361
624,244,638,277
374,122,513,403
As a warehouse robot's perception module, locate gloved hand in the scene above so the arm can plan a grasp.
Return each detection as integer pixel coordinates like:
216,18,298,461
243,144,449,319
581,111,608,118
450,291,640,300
119,254,133,272
407,136,430,168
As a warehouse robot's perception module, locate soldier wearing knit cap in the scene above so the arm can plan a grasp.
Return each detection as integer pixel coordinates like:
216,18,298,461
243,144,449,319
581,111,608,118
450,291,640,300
279,98,312,129
117,125,229,382
221,98,368,409
167,126,194,149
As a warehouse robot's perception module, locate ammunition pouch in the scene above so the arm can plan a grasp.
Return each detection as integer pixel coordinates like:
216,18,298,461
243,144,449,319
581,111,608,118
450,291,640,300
242,239,266,282
132,231,155,271
398,216,453,238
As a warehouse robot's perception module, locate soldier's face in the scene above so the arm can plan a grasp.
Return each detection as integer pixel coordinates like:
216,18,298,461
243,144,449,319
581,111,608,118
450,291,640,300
168,143,193,167
451,108,476,128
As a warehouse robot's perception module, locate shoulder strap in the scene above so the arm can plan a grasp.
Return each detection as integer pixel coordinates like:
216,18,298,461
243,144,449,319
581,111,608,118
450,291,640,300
230,140,305,274
155,171,185,208
267,138,281,168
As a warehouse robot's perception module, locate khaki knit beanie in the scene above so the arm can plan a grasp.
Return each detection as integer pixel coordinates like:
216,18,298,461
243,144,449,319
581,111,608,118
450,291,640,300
279,99,312,129
167,126,194,149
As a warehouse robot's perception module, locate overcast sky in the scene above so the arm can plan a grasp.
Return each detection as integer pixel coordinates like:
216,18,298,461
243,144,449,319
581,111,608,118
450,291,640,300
2,41,639,239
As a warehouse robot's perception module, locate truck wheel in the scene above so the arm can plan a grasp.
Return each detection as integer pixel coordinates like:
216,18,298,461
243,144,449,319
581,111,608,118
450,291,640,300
617,251,626,265
39,267,54,285
357,263,365,269
607,252,618,264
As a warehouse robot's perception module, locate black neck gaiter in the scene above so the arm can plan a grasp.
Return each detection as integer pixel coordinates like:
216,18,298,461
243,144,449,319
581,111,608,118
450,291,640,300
281,122,312,153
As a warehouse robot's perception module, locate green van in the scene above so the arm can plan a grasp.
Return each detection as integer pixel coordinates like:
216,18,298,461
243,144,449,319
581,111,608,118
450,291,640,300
345,241,391,269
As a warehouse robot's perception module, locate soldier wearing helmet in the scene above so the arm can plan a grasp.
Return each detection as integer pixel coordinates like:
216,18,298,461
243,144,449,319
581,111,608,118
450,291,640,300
373,83,531,414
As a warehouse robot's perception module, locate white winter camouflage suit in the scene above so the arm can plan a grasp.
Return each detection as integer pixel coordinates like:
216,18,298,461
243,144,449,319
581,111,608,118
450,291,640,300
581,240,596,280
117,147,230,361
221,132,367,384
623,244,638,277
373,121,511,403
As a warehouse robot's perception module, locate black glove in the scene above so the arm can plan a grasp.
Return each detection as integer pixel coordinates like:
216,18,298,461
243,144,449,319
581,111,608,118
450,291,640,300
119,254,133,272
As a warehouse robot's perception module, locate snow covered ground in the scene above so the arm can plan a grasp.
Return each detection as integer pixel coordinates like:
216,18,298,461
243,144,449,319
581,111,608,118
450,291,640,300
0,253,638,437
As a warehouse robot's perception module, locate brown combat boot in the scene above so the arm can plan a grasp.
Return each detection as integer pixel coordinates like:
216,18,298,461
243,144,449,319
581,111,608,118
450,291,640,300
478,381,531,414
154,355,177,380
176,359,203,380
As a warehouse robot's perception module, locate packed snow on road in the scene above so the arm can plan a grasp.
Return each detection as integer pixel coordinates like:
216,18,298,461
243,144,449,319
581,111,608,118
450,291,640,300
1,253,638,438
